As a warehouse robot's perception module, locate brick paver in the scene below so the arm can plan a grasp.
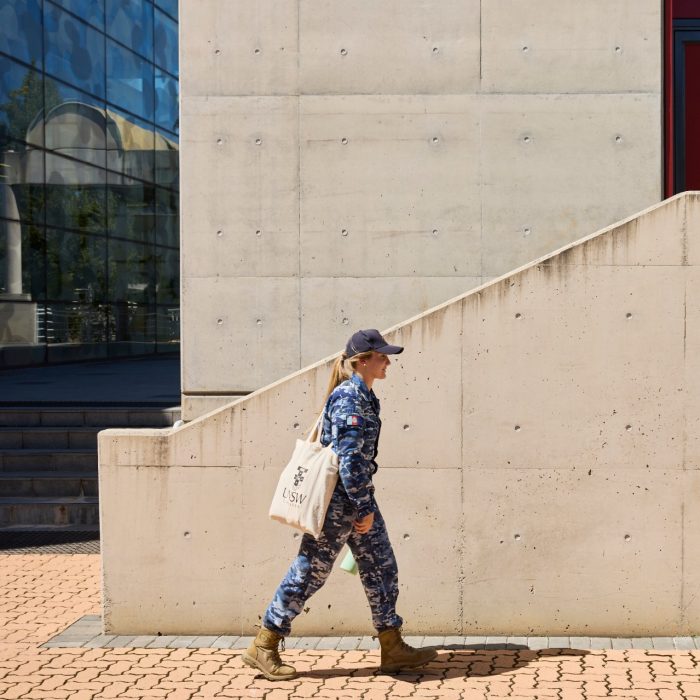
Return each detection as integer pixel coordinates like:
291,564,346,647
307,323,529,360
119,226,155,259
1,553,700,699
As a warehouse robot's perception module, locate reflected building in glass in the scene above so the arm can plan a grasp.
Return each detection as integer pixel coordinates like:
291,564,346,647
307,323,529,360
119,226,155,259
0,0,179,366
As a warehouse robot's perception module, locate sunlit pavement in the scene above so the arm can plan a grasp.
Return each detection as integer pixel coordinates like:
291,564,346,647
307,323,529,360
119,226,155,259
1,553,699,699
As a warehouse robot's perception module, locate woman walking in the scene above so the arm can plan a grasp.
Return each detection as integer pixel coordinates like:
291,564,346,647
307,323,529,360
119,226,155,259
243,329,437,680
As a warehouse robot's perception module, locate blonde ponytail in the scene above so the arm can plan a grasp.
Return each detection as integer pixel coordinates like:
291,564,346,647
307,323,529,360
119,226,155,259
321,351,374,409
310,351,375,439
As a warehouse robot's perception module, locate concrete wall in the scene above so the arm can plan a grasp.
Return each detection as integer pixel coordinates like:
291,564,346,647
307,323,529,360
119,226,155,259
180,0,664,414
101,192,700,636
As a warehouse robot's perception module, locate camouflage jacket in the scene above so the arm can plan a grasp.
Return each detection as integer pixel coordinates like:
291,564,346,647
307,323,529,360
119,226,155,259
321,373,381,519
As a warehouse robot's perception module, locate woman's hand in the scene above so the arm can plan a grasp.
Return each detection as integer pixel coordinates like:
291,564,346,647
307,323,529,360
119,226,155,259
353,512,374,534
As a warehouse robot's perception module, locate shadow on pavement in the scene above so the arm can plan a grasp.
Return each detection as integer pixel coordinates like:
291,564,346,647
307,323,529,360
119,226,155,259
303,647,591,681
0,530,100,553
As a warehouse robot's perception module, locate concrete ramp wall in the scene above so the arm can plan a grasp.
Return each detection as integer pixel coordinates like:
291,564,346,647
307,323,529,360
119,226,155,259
100,192,700,635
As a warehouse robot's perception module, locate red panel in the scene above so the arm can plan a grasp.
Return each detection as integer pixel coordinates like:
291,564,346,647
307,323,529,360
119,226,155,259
685,42,700,188
674,0,700,18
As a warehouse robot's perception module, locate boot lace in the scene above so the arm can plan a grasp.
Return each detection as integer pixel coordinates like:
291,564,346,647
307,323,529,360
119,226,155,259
398,637,416,653
268,645,284,667
379,627,416,653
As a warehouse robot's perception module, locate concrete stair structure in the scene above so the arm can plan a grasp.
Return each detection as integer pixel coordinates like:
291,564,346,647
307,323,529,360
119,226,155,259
0,408,180,530
100,193,700,637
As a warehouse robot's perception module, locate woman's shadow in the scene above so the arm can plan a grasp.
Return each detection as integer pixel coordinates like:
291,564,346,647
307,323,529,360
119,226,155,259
301,642,591,682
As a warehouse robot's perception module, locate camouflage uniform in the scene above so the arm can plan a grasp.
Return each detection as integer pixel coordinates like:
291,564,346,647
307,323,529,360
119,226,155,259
263,373,403,636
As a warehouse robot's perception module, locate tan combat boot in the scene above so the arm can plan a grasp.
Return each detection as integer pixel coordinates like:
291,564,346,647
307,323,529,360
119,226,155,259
378,628,438,673
242,627,298,681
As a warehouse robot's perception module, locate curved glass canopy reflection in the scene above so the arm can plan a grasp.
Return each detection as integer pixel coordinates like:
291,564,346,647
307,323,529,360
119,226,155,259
0,0,178,366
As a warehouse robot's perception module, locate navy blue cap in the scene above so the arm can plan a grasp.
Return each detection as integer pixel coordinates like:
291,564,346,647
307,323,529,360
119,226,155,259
345,329,404,358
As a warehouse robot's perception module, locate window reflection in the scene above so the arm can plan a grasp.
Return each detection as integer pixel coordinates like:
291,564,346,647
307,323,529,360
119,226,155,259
107,39,154,121
155,305,179,346
155,129,178,189
51,0,105,31
44,3,106,99
46,228,106,302
108,238,154,304
110,302,155,349
1,0,178,366
155,246,177,304
155,187,178,247
0,56,45,148
0,218,45,300
155,69,178,134
45,152,106,232
106,0,153,62
106,106,155,182
154,9,178,76
44,93,108,169
45,301,110,352
107,173,155,243
0,144,45,225
0,0,43,67
154,0,177,21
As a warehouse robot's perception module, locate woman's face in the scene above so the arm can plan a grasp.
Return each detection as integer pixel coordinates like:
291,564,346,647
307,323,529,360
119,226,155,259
360,352,391,380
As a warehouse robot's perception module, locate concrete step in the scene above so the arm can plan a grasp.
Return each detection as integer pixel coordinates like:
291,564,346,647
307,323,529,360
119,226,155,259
0,496,99,527
0,405,178,530
0,407,180,428
0,449,97,471
0,427,100,450
0,472,97,498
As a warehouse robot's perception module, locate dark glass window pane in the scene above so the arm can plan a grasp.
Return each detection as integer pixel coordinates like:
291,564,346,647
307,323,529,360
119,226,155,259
107,174,155,242
155,129,178,189
45,152,107,233
154,0,177,21
155,186,177,247
155,68,177,134
154,8,177,76
106,0,153,61
50,0,105,31
155,245,177,304
106,40,154,121
106,106,155,182
46,228,107,302
0,218,45,300
0,0,43,67
108,238,154,303
0,144,45,225
45,301,109,348
44,4,106,99
0,56,44,148
44,79,108,169
0,300,43,354
155,304,178,344
109,302,155,349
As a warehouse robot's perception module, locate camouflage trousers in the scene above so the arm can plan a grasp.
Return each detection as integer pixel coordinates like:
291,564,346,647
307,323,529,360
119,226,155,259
263,485,403,636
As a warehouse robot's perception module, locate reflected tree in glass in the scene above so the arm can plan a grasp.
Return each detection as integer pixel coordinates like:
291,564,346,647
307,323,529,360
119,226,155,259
0,65,57,147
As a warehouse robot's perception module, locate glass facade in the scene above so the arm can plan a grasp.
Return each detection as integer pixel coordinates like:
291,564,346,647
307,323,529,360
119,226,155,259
0,0,179,366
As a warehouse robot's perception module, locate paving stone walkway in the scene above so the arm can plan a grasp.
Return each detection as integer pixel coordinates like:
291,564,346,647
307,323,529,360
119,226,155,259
2,553,700,699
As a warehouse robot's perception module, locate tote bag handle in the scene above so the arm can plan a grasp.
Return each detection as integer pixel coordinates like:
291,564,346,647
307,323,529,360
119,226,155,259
307,409,326,444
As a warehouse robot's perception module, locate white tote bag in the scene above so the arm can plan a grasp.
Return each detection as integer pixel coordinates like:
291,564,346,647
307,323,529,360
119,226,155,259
269,413,339,538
